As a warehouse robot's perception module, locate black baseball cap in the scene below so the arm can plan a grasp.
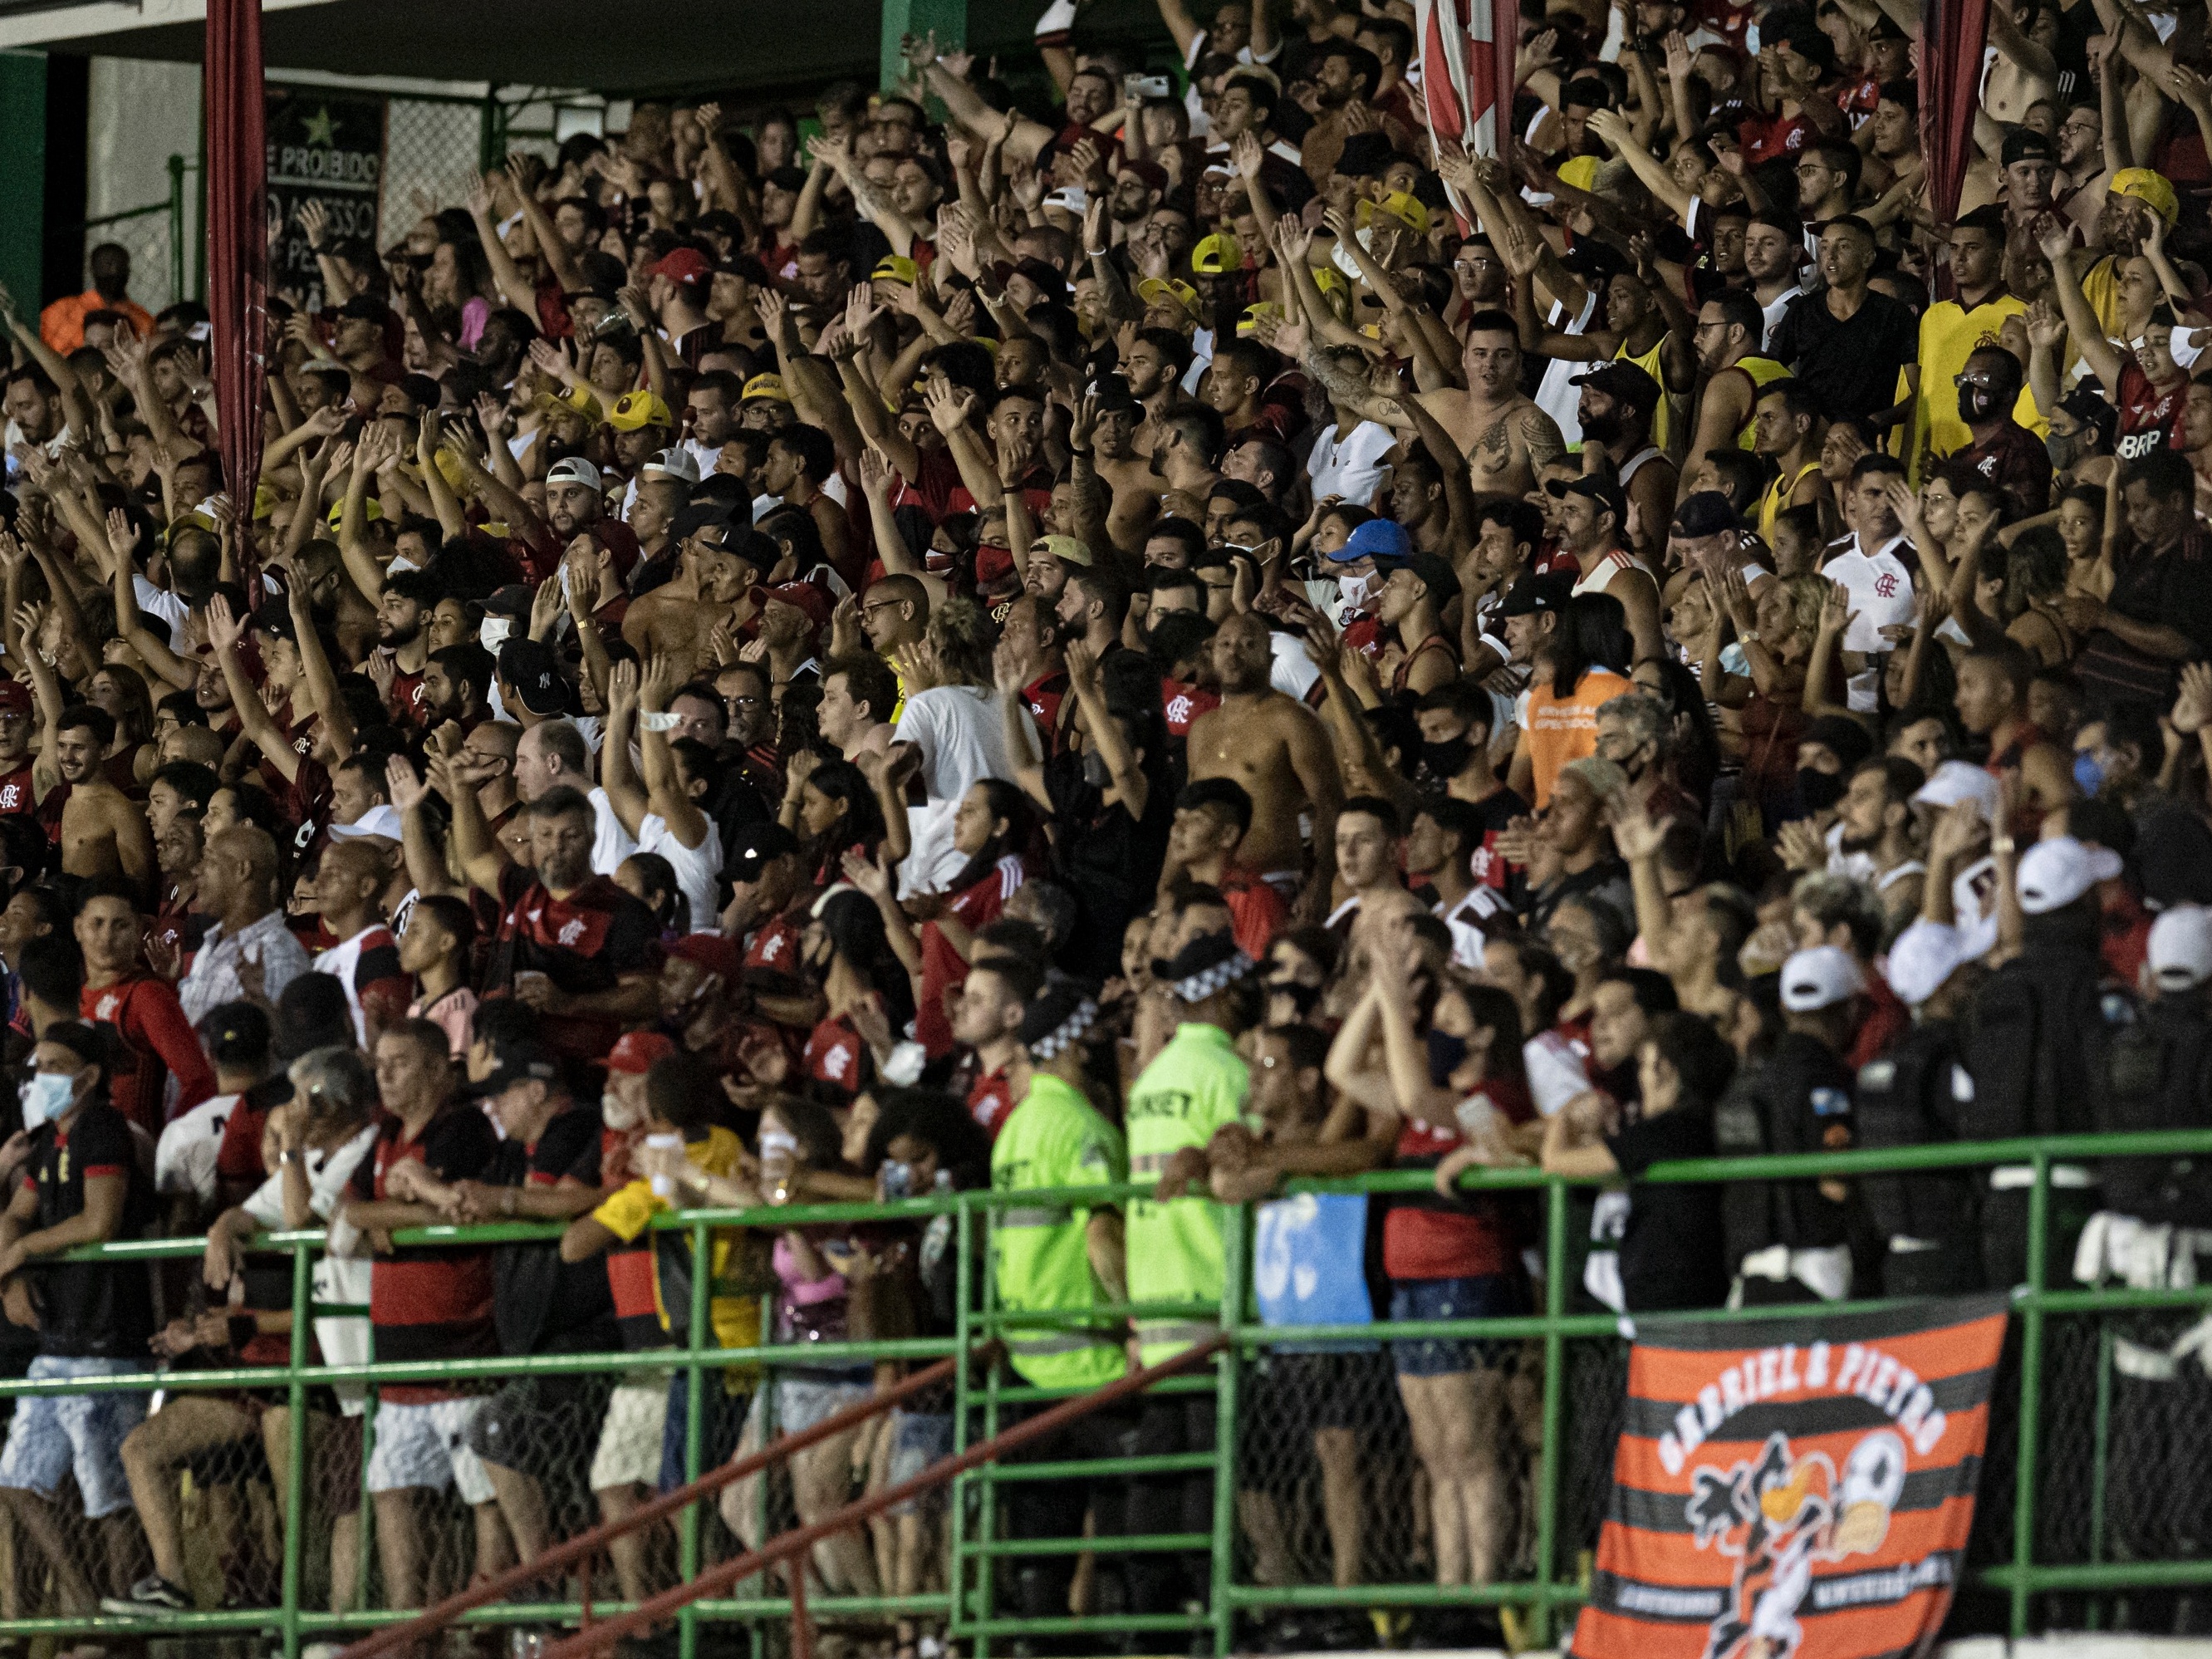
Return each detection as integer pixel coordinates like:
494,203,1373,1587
1671,490,1740,537
473,1040,562,1097
728,822,800,881
1545,474,1626,523
337,294,390,321
1569,361,1662,415
2001,128,2056,168
1377,547,1463,606
498,637,567,717
1498,571,1577,617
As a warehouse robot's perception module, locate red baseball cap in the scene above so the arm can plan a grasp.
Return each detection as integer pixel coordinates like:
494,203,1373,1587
606,1032,675,1076
649,248,712,288
0,680,31,716
667,933,743,984
750,582,831,650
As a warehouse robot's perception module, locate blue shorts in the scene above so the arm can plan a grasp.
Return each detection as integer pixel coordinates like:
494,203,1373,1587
1388,1274,1527,1377
0,1355,148,1519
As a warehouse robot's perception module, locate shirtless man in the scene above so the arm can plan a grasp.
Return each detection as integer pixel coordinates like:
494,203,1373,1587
1981,0,2058,127
620,512,757,681
1184,611,1345,918
42,706,154,897
1091,386,1164,547
1414,312,1566,501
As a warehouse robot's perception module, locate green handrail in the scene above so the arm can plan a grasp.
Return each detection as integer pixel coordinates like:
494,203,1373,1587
0,1126,2200,1648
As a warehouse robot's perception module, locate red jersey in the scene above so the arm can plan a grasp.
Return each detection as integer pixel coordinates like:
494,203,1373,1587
1022,671,1068,753
2116,361,2187,460
81,973,218,1130
484,866,660,1064
916,855,1025,1058
1218,866,1288,962
968,1066,1018,1141
0,765,34,815
1382,1076,1535,1279
1738,110,1810,165
348,1105,500,1401
802,1016,868,1102
383,663,428,729
1161,679,1222,738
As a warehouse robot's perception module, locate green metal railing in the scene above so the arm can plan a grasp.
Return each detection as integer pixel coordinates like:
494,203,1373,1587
0,1129,2203,1655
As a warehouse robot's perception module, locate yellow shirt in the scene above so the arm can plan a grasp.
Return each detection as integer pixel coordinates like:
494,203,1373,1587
1911,293,2033,475
592,1125,761,1356
1616,335,1675,452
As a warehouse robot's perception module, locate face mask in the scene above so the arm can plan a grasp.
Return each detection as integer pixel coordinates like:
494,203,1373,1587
2074,752,2106,798
480,617,513,651
1797,766,1847,813
1269,977,1323,1014
1958,385,2004,425
18,1072,71,1130
1425,1028,1469,1087
1337,571,1375,609
758,1127,800,1161
1081,749,1113,788
1422,738,1473,779
601,1089,645,1131
2046,431,2079,469
880,1160,916,1200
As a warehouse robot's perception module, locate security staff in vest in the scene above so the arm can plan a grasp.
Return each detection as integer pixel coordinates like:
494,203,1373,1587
1714,945,1861,1306
1854,919,1988,1296
1126,930,1261,1619
988,980,1133,1631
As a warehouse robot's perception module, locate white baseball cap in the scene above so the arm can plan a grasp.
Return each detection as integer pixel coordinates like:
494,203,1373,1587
545,456,604,491
2149,904,2212,991
329,803,405,842
1884,919,1970,1007
1781,945,1866,1013
643,447,701,485
2017,835,2123,915
1913,759,2002,820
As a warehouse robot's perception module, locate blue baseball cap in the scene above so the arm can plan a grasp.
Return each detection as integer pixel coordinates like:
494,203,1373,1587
1326,518,1413,564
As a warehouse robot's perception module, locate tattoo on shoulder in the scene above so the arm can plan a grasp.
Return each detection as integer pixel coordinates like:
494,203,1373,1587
1519,411,1567,468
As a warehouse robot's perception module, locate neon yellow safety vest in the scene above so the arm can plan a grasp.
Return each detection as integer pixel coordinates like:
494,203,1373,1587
1124,1021,1250,1366
989,1072,1128,1390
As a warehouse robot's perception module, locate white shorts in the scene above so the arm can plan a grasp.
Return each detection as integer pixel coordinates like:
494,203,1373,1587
589,1375,672,1493
366,1396,494,1505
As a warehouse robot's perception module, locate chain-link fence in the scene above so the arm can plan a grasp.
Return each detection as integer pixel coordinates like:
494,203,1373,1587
383,98,494,243
1,1141,2211,1656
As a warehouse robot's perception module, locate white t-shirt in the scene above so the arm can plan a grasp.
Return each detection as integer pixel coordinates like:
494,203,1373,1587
135,575,191,653
247,1122,380,1415
640,811,725,935
589,785,639,876
893,685,1039,896
155,1092,245,1207
1305,420,1396,508
1268,630,1322,701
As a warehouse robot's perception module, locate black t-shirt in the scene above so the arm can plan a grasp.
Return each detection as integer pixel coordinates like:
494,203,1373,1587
1608,1106,1731,1313
1043,749,1175,979
25,1099,154,1358
1767,287,1920,426
487,1105,618,1355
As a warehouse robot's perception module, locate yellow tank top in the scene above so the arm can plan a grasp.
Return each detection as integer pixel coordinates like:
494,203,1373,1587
1616,336,1675,451
1758,460,1822,542
1729,357,1793,448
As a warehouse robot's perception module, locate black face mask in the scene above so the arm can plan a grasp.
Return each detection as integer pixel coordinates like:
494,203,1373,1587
1797,766,1847,813
1269,977,1323,1014
1958,384,2004,425
1422,737,1474,778
1425,1028,1469,1087
1081,749,1113,788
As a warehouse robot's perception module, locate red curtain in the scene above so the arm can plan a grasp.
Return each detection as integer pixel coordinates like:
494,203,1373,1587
1920,0,1992,228
204,0,267,593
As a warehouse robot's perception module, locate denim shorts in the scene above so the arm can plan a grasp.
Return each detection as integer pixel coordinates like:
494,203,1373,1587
1388,1273,1528,1377
885,1409,954,1517
0,1355,147,1519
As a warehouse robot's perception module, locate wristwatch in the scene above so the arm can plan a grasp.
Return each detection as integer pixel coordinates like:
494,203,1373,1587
1739,627,1762,643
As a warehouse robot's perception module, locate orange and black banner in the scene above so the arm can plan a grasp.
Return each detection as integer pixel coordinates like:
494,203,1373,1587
1569,1293,2011,1659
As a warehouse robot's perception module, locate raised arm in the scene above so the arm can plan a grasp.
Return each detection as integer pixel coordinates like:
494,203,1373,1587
433,750,513,897
2037,214,2123,391
386,757,459,898
205,594,301,783
599,661,650,838
639,655,711,849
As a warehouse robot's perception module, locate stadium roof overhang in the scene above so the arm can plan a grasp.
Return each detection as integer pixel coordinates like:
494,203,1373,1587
0,0,1159,100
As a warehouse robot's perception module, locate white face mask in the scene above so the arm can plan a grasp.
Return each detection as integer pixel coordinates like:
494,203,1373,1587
480,617,513,651
601,1088,645,1131
1337,571,1376,609
19,1072,73,1130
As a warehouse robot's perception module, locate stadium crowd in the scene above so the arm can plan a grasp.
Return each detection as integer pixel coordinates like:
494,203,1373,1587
9,0,2212,1642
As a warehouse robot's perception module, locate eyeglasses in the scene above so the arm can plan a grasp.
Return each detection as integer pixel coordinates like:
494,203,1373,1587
860,600,905,617
724,693,767,710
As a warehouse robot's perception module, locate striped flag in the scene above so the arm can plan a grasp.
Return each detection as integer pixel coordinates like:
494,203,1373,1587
1568,1294,2009,1659
1415,0,1518,225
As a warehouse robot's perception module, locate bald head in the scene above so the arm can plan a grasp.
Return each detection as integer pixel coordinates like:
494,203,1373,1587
204,823,280,923
515,719,588,803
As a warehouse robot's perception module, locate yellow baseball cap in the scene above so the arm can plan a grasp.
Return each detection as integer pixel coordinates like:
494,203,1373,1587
607,390,674,431
871,254,920,285
1136,276,1203,318
327,494,383,528
1037,533,1093,567
1191,232,1244,275
1557,155,1602,194
2111,167,2180,226
1357,189,1433,235
1237,302,1283,338
740,373,790,403
1307,264,1350,297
